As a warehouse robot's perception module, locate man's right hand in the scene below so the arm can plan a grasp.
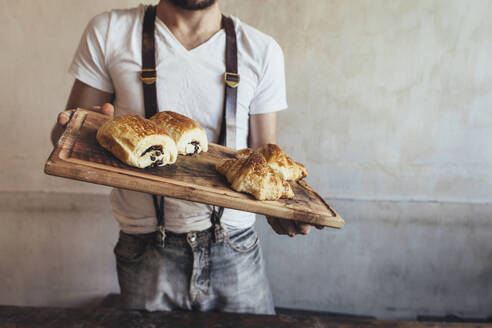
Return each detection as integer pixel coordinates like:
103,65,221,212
51,103,115,146
56,103,115,127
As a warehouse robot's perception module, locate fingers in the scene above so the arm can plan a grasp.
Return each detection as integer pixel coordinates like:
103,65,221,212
57,109,75,127
99,103,115,117
57,103,114,127
266,216,286,235
266,217,314,237
87,103,115,117
266,216,294,236
294,221,312,235
281,219,298,237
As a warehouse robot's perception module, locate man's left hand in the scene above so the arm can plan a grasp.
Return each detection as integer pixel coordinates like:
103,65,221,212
266,216,324,237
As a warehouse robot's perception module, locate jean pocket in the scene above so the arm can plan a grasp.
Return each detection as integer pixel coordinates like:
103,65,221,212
225,227,259,254
114,232,149,262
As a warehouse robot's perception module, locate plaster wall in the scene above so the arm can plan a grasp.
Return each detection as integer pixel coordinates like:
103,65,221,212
0,0,490,319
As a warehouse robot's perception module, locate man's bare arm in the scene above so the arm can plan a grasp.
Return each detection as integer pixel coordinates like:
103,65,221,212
248,112,315,237
65,79,114,111
248,112,277,148
51,80,114,145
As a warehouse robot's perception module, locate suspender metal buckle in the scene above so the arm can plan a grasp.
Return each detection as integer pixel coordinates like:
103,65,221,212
141,69,157,85
224,72,240,88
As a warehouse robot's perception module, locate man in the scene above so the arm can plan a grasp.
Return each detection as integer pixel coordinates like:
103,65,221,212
55,0,317,314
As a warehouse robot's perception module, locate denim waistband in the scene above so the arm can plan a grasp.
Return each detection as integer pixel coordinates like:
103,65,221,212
120,226,216,242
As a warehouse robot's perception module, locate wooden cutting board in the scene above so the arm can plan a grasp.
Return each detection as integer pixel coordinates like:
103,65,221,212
44,109,344,228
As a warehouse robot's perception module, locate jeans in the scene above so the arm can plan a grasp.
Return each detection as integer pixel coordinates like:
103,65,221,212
114,225,275,314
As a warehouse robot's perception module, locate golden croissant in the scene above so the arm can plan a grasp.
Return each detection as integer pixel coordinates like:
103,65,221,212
236,144,307,181
216,150,294,201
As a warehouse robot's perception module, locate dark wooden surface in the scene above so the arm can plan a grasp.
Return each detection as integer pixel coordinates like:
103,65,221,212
1,306,491,328
45,109,344,228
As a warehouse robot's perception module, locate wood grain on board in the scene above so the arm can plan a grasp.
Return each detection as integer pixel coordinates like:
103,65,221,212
45,109,344,228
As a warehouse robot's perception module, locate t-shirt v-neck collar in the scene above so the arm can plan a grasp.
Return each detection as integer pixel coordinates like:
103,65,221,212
155,15,225,55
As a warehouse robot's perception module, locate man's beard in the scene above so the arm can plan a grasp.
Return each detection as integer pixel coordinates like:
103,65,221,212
167,0,217,10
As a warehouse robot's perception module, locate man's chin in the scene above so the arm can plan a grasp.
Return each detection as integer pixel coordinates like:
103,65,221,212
167,0,217,11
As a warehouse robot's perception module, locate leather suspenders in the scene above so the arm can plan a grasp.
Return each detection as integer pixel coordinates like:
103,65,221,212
141,5,159,119
219,14,239,147
140,5,239,242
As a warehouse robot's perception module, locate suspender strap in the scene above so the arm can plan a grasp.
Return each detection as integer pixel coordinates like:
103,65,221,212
142,6,165,238
141,5,158,119
214,15,239,232
152,194,164,229
219,15,239,148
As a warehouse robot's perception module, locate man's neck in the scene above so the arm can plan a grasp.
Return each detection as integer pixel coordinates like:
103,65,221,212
156,0,222,51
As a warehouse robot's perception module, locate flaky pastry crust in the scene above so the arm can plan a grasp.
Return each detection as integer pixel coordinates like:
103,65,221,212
216,151,294,201
150,111,208,155
96,114,177,168
236,144,307,181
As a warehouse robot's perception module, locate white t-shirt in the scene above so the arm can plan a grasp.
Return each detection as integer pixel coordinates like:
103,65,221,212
69,5,288,234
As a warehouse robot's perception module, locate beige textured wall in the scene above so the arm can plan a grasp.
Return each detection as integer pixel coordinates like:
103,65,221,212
221,0,492,204
0,0,147,194
1,0,491,319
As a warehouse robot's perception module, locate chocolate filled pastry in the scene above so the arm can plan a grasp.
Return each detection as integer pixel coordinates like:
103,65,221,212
216,151,294,201
150,111,208,156
236,144,307,181
96,114,177,168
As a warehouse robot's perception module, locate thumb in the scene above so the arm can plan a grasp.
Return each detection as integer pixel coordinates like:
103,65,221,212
100,103,115,117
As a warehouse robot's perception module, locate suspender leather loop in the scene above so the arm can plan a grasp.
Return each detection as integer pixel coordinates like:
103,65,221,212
142,6,238,236
224,72,240,88
141,69,157,85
